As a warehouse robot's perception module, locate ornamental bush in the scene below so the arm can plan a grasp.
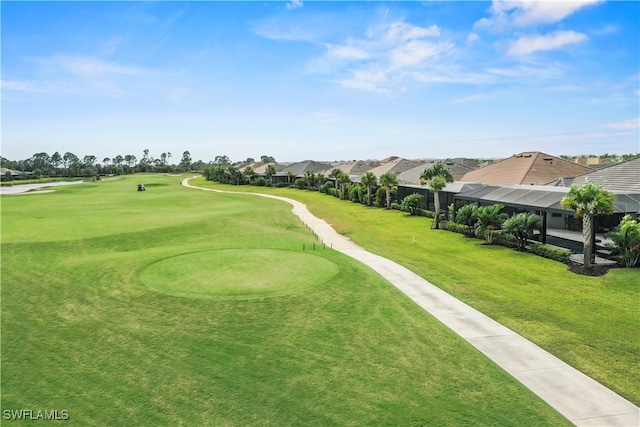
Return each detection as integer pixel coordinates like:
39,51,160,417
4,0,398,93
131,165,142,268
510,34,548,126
320,181,333,194
444,221,468,234
399,193,424,216
294,178,307,189
528,244,572,263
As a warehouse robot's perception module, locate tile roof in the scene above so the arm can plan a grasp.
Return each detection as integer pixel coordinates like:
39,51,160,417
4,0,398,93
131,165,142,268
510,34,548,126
569,157,640,193
367,158,426,177
397,159,479,185
276,160,334,177
325,161,380,176
461,152,592,185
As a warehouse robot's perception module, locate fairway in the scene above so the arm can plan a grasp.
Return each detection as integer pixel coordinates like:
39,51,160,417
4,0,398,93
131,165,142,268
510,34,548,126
1,174,569,426
141,249,338,299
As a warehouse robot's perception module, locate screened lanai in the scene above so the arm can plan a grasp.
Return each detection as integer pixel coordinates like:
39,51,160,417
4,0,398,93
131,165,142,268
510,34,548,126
454,184,640,246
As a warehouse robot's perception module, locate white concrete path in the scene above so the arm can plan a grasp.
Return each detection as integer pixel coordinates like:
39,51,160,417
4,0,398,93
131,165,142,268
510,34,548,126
183,178,639,427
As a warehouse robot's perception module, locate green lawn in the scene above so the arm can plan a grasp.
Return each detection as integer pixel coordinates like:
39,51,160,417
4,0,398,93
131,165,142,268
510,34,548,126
1,173,569,425
189,177,640,406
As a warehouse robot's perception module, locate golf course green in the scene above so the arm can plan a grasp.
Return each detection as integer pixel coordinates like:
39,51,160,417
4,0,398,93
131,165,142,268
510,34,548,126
141,249,338,299
1,173,570,425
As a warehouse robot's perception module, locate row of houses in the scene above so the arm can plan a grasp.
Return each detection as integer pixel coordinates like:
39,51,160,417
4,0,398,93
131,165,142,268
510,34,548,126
239,152,640,253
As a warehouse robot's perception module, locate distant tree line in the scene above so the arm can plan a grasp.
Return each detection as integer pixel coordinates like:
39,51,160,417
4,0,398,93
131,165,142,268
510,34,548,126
1,152,278,181
1,150,204,180
559,153,639,162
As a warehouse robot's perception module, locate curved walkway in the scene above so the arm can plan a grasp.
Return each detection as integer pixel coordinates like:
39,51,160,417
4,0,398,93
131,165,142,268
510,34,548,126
183,178,639,427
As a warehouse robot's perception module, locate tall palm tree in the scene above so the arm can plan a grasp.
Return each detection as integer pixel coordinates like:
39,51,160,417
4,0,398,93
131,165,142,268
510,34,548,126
330,168,342,190
361,172,377,206
304,170,316,188
265,164,276,184
337,172,351,200
420,162,454,229
243,166,255,184
561,183,616,267
286,171,294,185
379,172,397,209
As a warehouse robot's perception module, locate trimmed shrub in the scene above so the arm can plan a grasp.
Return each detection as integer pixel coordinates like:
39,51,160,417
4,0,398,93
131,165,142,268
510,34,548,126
294,178,307,189
375,186,397,208
320,181,333,194
420,209,436,218
349,185,365,203
253,177,266,186
399,193,424,215
492,231,518,249
528,244,572,263
444,221,468,234
327,187,338,197
390,202,402,211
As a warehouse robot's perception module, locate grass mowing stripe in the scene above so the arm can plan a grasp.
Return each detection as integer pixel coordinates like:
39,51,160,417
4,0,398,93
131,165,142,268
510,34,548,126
2,173,569,425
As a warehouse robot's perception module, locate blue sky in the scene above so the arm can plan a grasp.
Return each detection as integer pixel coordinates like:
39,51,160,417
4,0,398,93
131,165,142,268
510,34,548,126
2,1,639,163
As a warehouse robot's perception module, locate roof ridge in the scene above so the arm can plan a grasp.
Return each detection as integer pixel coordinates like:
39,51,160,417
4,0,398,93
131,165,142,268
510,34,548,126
518,152,540,184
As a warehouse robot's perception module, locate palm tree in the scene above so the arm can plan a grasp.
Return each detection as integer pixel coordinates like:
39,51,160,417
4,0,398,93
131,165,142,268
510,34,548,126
286,171,294,185
605,215,640,267
473,204,508,244
337,172,351,200
502,212,541,250
561,183,616,267
361,172,377,206
265,164,276,184
379,172,397,209
304,170,316,189
330,168,342,190
420,162,454,229
455,203,478,235
243,166,255,184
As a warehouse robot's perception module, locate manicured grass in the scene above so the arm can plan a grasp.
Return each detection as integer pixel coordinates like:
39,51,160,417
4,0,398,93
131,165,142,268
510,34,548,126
1,174,569,425
190,178,640,405
140,249,338,299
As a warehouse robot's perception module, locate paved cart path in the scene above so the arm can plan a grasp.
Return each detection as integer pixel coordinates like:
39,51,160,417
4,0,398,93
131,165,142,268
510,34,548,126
183,178,639,427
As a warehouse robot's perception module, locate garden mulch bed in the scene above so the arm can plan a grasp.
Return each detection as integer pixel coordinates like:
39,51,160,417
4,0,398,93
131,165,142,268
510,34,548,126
567,262,611,276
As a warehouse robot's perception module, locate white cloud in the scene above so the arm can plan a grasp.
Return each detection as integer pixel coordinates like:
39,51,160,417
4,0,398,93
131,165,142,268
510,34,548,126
507,30,587,56
452,93,491,104
47,54,146,79
475,0,602,30
317,19,451,93
337,68,390,94
286,0,303,11
606,118,640,130
382,21,440,43
326,44,371,60
590,24,620,36
388,40,446,69
466,33,479,44
6,54,153,97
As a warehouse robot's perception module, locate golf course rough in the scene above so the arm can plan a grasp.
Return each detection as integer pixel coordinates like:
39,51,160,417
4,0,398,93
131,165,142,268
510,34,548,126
140,248,339,299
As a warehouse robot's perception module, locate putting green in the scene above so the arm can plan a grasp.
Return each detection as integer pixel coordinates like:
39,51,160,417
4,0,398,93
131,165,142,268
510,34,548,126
141,249,339,299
